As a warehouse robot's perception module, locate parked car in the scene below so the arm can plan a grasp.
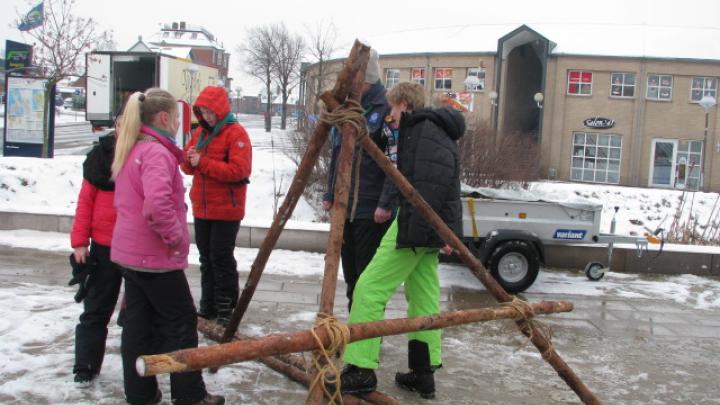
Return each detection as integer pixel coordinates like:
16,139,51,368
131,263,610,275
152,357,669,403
63,98,73,109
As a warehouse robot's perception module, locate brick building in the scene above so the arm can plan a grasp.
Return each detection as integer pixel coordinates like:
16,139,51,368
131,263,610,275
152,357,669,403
300,24,720,191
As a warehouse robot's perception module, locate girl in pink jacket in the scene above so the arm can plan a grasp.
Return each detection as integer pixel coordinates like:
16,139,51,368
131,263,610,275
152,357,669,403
111,88,223,405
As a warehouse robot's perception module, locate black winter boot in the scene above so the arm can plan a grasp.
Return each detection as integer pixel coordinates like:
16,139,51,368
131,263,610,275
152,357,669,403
190,393,225,405
394,340,436,399
340,364,377,394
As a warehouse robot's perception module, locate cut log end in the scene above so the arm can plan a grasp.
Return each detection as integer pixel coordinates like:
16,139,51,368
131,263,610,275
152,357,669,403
137,354,189,377
135,357,146,377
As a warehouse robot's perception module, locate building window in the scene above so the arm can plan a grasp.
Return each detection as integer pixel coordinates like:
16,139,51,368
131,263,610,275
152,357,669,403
466,68,485,91
610,73,635,98
647,74,673,101
650,139,703,190
690,76,718,102
571,132,622,184
162,32,169,38
385,69,400,88
434,68,453,90
191,32,198,40
567,71,592,96
411,68,425,86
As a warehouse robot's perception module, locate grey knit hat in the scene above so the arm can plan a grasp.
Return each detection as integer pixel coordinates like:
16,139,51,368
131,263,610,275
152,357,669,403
364,49,380,84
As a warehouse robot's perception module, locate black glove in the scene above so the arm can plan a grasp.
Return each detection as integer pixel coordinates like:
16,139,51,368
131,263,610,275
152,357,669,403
68,253,98,303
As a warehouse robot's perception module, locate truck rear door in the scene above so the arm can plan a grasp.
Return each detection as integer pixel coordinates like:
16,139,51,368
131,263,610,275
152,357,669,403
86,53,112,124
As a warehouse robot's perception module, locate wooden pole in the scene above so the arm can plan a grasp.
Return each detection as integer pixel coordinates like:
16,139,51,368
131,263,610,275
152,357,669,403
306,49,370,405
218,40,372,344
198,318,398,405
351,131,602,404
138,301,573,376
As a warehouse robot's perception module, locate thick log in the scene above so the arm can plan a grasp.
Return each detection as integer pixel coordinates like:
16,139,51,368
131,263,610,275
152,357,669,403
351,131,602,404
307,48,370,405
218,40,372,344
197,318,397,405
139,301,573,376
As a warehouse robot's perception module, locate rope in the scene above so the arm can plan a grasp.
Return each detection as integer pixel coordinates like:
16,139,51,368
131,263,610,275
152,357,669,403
305,313,351,405
319,100,369,223
502,296,557,362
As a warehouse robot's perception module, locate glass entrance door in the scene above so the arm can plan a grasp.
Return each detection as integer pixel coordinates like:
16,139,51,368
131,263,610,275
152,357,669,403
650,139,704,190
650,140,676,187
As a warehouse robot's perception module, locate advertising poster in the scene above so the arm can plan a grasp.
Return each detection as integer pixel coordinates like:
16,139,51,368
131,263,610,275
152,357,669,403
5,40,33,71
441,92,474,113
5,77,46,144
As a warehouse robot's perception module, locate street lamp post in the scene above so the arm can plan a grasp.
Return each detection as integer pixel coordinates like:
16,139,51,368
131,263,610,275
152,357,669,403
698,95,717,191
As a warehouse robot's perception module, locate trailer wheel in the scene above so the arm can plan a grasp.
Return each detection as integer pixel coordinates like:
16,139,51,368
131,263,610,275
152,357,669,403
488,240,540,293
584,262,605,281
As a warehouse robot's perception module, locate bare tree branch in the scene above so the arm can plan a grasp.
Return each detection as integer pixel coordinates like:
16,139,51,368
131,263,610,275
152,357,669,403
237,24,276,132
13,0,113,157
303,20,339,119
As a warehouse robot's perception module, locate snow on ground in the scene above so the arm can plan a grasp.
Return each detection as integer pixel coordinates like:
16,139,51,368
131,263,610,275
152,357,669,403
2,112,720,237
0,281,262,405
0,118,321,229
2,228,720,311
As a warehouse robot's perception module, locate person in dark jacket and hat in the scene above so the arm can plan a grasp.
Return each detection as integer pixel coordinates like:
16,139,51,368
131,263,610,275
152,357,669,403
181,85,252,326
338,82,465,400
323,48,399,311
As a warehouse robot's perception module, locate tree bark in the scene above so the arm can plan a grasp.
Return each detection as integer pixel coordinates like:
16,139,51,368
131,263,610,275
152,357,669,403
198,318,397,405
350,131,602,405
139,301,573,376
305,46,370,405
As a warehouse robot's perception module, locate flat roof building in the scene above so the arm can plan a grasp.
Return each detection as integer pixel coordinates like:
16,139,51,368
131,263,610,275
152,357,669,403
301,24,720,191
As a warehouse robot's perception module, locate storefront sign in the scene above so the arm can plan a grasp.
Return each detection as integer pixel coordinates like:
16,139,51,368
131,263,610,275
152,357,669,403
583,117,615,129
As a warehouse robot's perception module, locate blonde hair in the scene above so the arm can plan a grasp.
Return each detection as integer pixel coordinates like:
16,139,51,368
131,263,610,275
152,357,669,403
111,88,177,179
387,82,426,111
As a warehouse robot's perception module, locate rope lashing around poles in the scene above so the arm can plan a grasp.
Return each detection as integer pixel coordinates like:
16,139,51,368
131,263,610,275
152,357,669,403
319,100,370,222
502,296,557,361
306,313,351,405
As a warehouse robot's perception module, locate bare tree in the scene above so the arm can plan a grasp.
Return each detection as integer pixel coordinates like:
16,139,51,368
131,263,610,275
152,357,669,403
15,0,113,157
238,25,276,132
305,21,339,116
268,23,304,130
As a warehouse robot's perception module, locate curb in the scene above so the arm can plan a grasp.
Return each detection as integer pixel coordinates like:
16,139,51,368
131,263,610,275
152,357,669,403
1,211,719,277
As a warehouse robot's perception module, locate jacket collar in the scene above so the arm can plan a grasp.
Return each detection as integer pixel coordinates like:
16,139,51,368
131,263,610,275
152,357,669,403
139,125,185,164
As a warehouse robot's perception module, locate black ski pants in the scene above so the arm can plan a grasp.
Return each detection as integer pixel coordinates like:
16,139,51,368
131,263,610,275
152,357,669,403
194,218,240,319
120,268,206,405
73,242,123,375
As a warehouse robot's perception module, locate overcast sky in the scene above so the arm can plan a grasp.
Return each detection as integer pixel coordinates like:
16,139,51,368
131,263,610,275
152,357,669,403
2,0,719,95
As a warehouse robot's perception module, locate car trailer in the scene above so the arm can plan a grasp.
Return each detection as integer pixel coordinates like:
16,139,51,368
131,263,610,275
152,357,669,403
461,190,662,293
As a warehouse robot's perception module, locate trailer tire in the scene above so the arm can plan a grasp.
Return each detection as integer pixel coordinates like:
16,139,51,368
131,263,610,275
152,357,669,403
584,262,605,281
488,240,540,293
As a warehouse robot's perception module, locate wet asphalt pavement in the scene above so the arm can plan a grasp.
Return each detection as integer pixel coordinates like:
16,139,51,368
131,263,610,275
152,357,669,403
1,245,718,404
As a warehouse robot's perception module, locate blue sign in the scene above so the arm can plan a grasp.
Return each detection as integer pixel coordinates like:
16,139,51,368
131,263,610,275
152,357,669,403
553,229,587,240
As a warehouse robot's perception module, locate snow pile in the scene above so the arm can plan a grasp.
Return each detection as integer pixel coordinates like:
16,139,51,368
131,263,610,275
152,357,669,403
0,123,321,229
2,112,720,239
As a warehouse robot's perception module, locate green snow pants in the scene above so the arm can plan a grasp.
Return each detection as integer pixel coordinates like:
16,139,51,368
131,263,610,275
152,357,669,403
342,219,442,369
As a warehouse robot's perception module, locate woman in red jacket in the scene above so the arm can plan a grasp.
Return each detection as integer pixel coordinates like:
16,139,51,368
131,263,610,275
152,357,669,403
182,86,252,326
69,111,122,387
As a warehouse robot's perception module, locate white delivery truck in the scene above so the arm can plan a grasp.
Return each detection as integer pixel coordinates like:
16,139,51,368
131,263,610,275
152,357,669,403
85,50,220,133
461,189,660,293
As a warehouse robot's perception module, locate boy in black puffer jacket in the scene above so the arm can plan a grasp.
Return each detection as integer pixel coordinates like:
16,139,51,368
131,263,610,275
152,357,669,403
339,82,465,400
